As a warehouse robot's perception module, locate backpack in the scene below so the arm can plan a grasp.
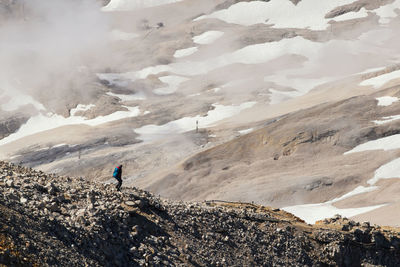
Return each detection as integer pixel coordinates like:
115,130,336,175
113,167,119,178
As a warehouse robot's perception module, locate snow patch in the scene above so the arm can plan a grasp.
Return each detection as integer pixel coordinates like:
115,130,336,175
368,157,400,185
229,37,319,65
97,65,172,86
357,66,386,75
102,0,183,11
345,134,400,154
192,31,224,45
194,0,357,30
373,115,400,125
283,203,386,224
331,186,379,203
168,36,322,76
174,47,198,58
238,128,253,135
373,0,400,24
105,35,364,88
283,185,382,224
52,143,67,148
70,104,95,116
0,106,140,146
134,102,256,141
376,96,399,106
360,69,400,89
125,65,172,81
332,7,369,22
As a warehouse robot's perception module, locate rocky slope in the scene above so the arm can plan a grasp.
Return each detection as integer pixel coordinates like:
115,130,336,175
139,86,400,208
1,160,400,266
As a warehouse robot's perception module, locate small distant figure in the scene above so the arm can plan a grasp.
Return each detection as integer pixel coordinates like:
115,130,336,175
112,164,123,191
196,120,199,133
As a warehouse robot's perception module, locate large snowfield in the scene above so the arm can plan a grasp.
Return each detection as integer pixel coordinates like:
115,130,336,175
134,102,256,142
195,0,400,29
360,70,400,89
283,202,387,225
0,106,141,146
173,47,198,58
283,185,382,224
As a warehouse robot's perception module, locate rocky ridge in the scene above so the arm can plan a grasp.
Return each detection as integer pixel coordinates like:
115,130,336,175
0,160,400,266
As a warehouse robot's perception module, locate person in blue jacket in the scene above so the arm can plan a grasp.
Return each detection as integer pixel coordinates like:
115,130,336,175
113,165,123,191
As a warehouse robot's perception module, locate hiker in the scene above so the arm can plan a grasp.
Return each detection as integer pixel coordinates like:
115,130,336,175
113,164,123,191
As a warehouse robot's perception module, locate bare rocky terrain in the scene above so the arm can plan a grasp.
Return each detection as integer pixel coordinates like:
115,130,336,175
1,160,400,266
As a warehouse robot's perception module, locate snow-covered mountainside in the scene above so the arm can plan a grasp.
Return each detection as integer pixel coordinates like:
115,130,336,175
1,0,400,226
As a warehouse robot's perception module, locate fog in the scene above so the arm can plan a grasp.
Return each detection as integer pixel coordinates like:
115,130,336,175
0,0,111,114
1,0,400,120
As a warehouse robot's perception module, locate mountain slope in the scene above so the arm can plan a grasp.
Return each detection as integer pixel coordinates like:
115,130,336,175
1,0,400,229
138,85,400,225
1,161,400,266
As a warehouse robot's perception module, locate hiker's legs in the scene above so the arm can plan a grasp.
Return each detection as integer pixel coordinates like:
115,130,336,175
116,177,122,191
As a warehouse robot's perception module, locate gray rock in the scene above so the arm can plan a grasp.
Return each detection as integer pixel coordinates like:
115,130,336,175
5,179,14,187
48,202,60,212
125,201,136,207
361,221,370,228
46,182,59,195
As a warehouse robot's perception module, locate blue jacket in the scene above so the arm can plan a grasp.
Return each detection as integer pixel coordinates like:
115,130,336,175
113,166,122,179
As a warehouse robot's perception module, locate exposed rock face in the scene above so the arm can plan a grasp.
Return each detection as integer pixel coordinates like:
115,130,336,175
0,114,29,140
0,161,400,266
325,0,394,19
